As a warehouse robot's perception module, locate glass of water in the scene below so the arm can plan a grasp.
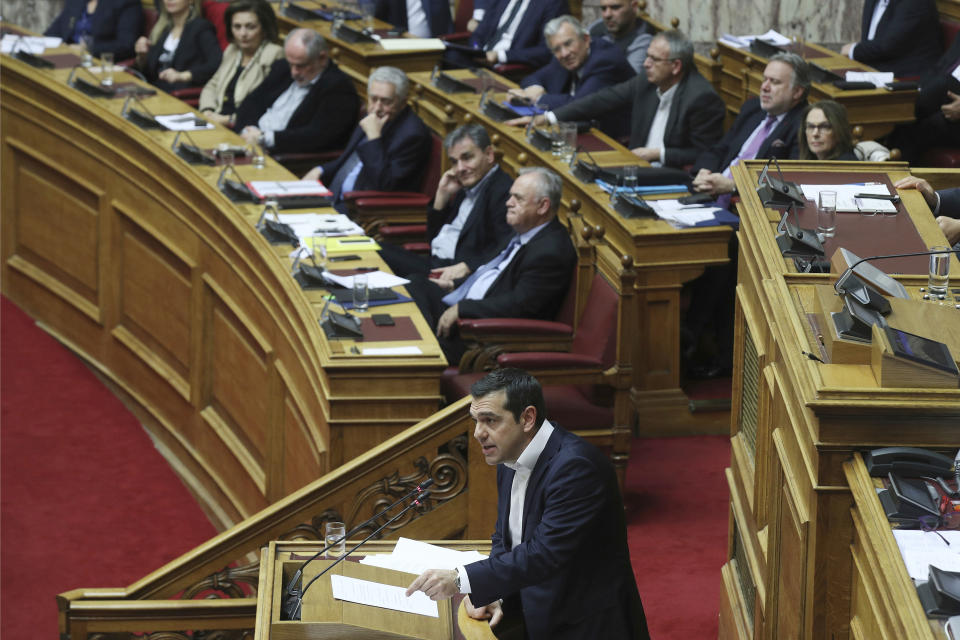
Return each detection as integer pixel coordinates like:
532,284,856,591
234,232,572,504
324,521,346,558
100,52,114,87
80,35,94,67
622,165,639,190
352,273,369,312
929,245,950,296
817,190,837,239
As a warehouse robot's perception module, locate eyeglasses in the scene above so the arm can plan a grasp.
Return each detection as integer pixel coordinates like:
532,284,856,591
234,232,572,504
805,122,833,133
645,54,677,64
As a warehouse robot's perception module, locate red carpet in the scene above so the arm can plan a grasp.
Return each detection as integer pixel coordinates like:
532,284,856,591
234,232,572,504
1,295,729,639
1,297,218,638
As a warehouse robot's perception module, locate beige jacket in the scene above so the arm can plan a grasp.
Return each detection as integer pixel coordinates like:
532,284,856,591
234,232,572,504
199,41,283,114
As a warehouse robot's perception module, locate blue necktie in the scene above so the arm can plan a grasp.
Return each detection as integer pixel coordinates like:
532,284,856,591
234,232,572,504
442,236,520,306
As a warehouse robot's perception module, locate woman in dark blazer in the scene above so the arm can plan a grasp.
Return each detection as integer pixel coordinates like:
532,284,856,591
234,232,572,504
797,100,858,161
134,0,221,92
45,0,144,61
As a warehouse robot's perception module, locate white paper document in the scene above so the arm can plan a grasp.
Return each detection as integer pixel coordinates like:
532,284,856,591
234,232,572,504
322,270,409,289
360,346,423,356
379,38,446,51
248,180,331,198
361,537,488,574
799,182,897,214
154,113,215,131
892,529,960,580
646,199,721,227
279,213,364,240
845,71,894,88
719,29,791,49
1,35,61,54
330,574,439,617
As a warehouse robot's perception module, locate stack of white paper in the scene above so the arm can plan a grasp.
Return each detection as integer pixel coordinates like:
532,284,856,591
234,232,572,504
646,199,720,227
845,71,894,88
360,537,488,574
1,35,61,54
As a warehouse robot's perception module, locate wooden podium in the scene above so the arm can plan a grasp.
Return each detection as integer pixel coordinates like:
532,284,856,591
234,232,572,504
255,541,495,640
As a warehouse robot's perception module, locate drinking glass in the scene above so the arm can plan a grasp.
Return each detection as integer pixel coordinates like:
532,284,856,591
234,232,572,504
324,521,346,558
622,165,639,190
80,35,94,67
311,233,327,267
558,122,577,164
219,149,235,168
100,52,114,87
929,245,950,296
248,142,266,169
352,273,369,312
816,190,837,238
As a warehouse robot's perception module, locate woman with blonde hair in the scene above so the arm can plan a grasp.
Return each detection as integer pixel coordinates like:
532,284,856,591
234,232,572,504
134,0,221,92
199,0,282,127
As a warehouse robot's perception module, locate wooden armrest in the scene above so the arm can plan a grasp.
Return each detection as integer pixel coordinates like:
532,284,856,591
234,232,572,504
496,352,603,369
458,318,573,337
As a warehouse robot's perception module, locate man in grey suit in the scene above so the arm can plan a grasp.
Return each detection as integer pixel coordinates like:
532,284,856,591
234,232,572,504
510,30,724,168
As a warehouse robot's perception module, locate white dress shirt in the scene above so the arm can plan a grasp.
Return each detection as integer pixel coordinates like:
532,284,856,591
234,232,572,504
643,83,678,166
406,0,430,37
431,164,499,260
489,0,531,63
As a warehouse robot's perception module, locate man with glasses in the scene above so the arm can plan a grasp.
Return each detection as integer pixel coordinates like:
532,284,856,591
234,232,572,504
511,30,724,169
588,0,651,73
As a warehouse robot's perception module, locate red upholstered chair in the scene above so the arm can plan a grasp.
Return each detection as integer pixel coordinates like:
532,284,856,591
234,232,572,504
451,0,474,35
343,129,444,236
441,237,637,489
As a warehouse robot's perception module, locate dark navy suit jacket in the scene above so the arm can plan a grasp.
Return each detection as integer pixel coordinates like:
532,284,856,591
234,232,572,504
320,105,431,199
853,0,941,78
427,166,513,271
521,38,633,136
939,188,960,217
45,0,143,60
236,60,359,154
465,426,649,640
141,19,222,91
470,0,568,68
692,97,806,174
374,0,452,36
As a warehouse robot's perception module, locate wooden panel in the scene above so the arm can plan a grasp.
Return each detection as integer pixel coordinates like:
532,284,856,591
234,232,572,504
8,142,102,311
773,479,807,640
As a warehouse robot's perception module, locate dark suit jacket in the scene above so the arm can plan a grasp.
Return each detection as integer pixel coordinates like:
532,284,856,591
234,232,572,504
693,97,806,174
321,105,431,199
853,0,941,78
521,38,634,138
458,217,576,321
470,0,568,68
427,166,513,271
142,19,222,91
45,0,143,60
556,70,725,169
917,34,960,119
465,426,649,640
374,0,452,36
235,60,359,154
939,188,960,217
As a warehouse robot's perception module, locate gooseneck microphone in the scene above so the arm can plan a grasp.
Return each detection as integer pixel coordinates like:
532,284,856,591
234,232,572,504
281,478,433,620
284,489,432,621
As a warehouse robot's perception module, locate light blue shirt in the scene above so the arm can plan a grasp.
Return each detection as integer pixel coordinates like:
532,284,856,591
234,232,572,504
257,69,323,148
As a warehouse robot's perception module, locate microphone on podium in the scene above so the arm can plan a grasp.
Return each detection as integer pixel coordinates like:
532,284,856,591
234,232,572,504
281,479,433,620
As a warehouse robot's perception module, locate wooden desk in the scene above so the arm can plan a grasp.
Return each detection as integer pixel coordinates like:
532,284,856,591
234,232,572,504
408,68,736,432
716,40,917,141
275,2,443,96
0,47,445,530
717,161,960,639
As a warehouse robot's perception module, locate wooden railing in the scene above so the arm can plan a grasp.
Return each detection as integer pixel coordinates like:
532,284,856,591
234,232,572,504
58,397,496,639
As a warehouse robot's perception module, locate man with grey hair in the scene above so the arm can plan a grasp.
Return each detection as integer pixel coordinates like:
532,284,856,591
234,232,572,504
508,15,633,137
530,29,724,168
692,51,809,197
379,123,513,278
304,66,430,210
237,28,358,154
406,167,577,365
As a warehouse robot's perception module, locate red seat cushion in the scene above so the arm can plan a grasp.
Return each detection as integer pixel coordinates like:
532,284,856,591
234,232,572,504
542,385,613,428
922,148,960,168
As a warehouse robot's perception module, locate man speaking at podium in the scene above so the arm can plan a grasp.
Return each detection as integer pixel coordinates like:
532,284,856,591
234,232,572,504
406,369,650,639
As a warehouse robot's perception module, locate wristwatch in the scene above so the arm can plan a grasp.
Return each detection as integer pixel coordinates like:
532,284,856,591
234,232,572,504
454,570,461,592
